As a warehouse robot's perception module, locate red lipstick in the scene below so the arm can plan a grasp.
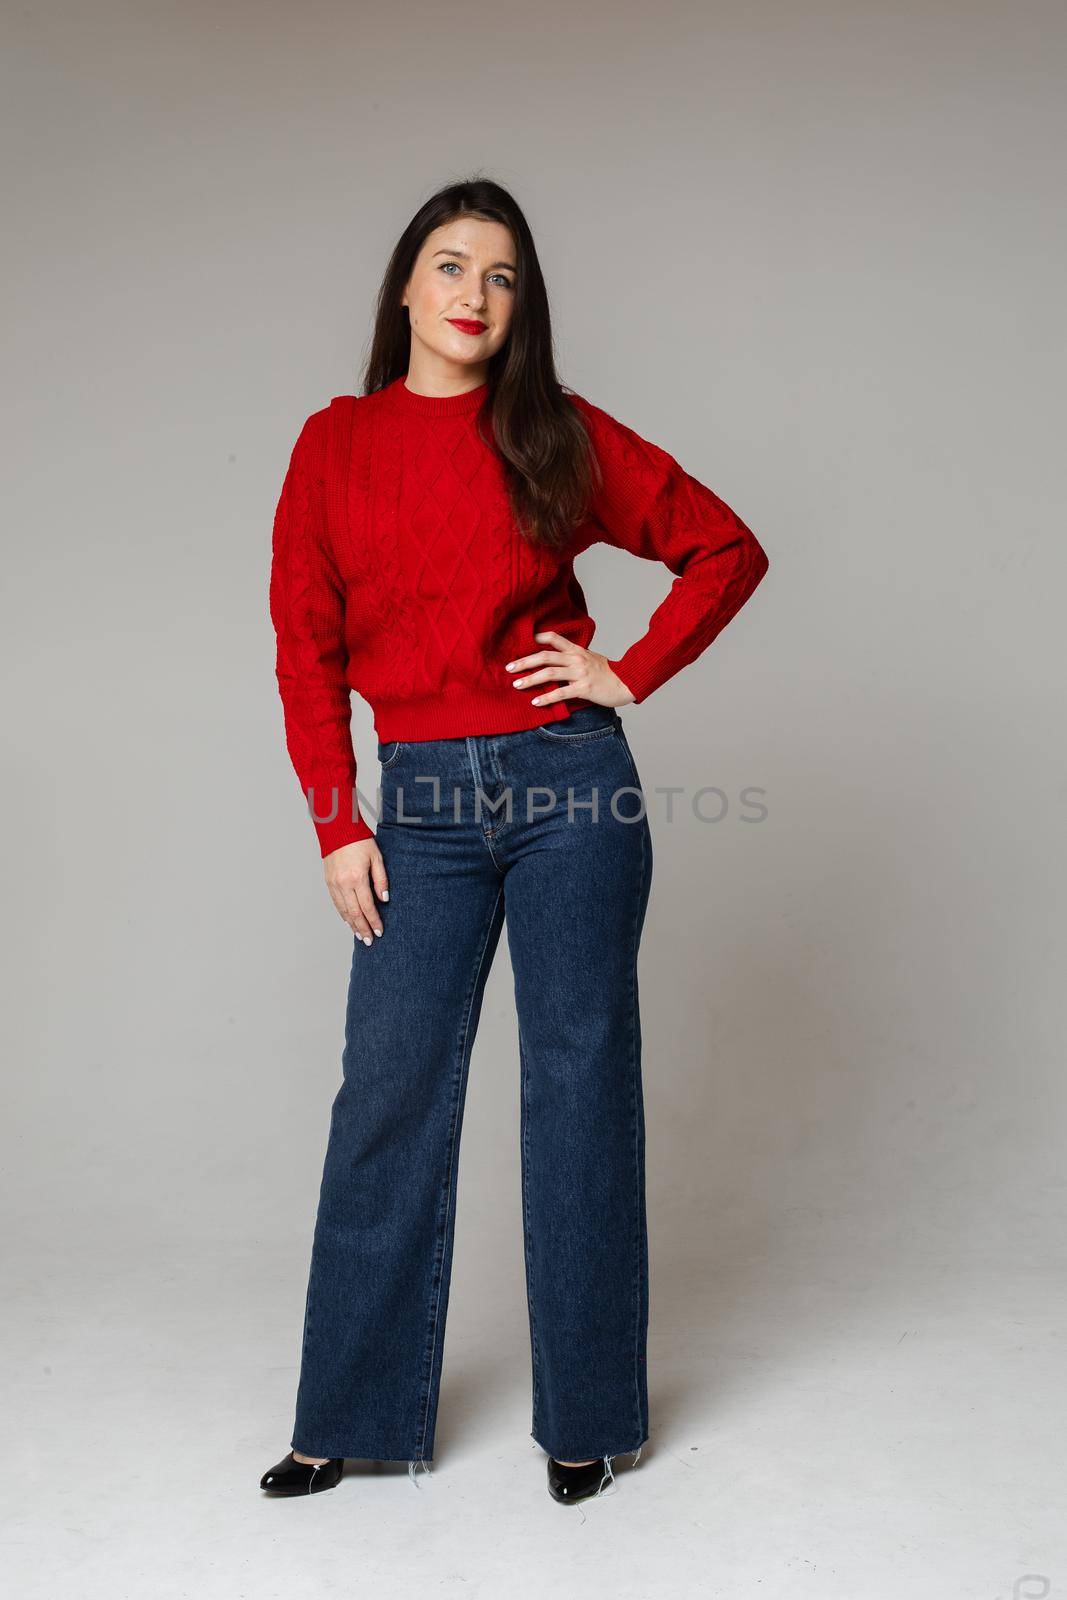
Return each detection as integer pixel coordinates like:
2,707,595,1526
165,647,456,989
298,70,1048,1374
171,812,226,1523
447,318,487,335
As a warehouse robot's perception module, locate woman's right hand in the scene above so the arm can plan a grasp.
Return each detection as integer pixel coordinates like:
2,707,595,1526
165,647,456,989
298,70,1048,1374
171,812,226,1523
324,838,390,943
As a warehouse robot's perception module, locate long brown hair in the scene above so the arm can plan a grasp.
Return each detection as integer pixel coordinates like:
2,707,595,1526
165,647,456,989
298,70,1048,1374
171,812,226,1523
363,175,597,552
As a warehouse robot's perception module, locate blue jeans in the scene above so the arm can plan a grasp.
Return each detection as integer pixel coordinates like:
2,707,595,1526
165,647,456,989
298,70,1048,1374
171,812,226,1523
290,703,654,1469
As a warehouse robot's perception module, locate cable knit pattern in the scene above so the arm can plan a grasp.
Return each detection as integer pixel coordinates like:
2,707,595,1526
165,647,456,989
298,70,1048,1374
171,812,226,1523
570,394,771,704
269,376,770,856
269,409,365,857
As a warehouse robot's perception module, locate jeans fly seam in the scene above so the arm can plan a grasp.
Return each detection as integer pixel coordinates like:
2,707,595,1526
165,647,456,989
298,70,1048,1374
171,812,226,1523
465,737,505,865
414,881,504,1460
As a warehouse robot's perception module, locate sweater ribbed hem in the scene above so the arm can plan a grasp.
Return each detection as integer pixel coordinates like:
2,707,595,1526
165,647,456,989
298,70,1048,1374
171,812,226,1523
370,689,596,743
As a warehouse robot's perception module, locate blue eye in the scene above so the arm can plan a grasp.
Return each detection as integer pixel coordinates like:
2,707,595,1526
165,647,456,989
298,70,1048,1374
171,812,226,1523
437,262,514,289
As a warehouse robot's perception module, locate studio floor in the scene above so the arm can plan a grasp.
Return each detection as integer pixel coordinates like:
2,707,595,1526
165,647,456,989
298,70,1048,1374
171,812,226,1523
7,1211,1062,1600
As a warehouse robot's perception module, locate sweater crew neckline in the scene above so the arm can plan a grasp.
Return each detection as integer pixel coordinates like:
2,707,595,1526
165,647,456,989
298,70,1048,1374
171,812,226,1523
386,374,489,416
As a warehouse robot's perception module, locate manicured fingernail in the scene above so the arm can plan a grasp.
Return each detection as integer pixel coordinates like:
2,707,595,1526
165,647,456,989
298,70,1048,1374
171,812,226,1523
374,927,383,937
505,661,516,670
532,697,542,704
381,890,389,900
513,678,524,686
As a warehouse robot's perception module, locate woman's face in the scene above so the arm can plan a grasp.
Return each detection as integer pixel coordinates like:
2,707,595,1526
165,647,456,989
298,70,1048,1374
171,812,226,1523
401,217,517,374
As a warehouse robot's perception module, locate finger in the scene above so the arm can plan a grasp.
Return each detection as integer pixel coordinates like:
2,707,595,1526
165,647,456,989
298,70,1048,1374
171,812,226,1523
369,851,390,904
507,649,553,673
327,872,373,940
514,662,578,689
352,878,384,939
527,665,585,710
505,642,573,675
337,879,378,943
530,688,583,707
327,880,358,929
505,630,561,672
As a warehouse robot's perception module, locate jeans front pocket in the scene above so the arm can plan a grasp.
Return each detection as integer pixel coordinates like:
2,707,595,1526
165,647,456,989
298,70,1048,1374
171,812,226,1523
377,739,407,769
533,705,621,744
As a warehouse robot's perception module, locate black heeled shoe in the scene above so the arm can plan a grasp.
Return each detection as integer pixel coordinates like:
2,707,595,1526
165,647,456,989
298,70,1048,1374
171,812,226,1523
547,1454,614,1504
260,1450,344,1496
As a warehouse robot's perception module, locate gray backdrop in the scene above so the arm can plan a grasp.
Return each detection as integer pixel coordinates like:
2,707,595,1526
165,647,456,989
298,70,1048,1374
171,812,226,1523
3,1,1064,1595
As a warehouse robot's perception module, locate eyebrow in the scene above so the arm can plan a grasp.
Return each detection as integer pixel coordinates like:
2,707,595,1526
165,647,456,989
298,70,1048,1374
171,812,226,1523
432,248,517,273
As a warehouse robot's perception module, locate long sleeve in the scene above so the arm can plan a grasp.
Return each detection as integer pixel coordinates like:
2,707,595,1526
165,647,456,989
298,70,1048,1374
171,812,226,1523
268,407,375,856
573,395,770,704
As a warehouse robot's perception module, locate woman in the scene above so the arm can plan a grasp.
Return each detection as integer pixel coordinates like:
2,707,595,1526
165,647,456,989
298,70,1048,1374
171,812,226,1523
260,177,769,1506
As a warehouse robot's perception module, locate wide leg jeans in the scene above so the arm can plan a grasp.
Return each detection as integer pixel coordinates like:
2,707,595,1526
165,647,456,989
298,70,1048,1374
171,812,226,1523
289,703,654,1468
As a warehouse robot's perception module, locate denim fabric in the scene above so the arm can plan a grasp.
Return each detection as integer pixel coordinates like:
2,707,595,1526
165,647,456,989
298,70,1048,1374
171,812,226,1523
289,703,654,1468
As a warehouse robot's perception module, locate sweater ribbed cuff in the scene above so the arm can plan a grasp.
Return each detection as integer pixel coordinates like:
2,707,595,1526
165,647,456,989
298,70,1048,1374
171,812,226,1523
305,781,376,857
605,650,669,706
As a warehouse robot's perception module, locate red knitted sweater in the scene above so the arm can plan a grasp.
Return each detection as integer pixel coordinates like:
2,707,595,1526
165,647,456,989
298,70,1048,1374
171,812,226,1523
269,375,770,855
